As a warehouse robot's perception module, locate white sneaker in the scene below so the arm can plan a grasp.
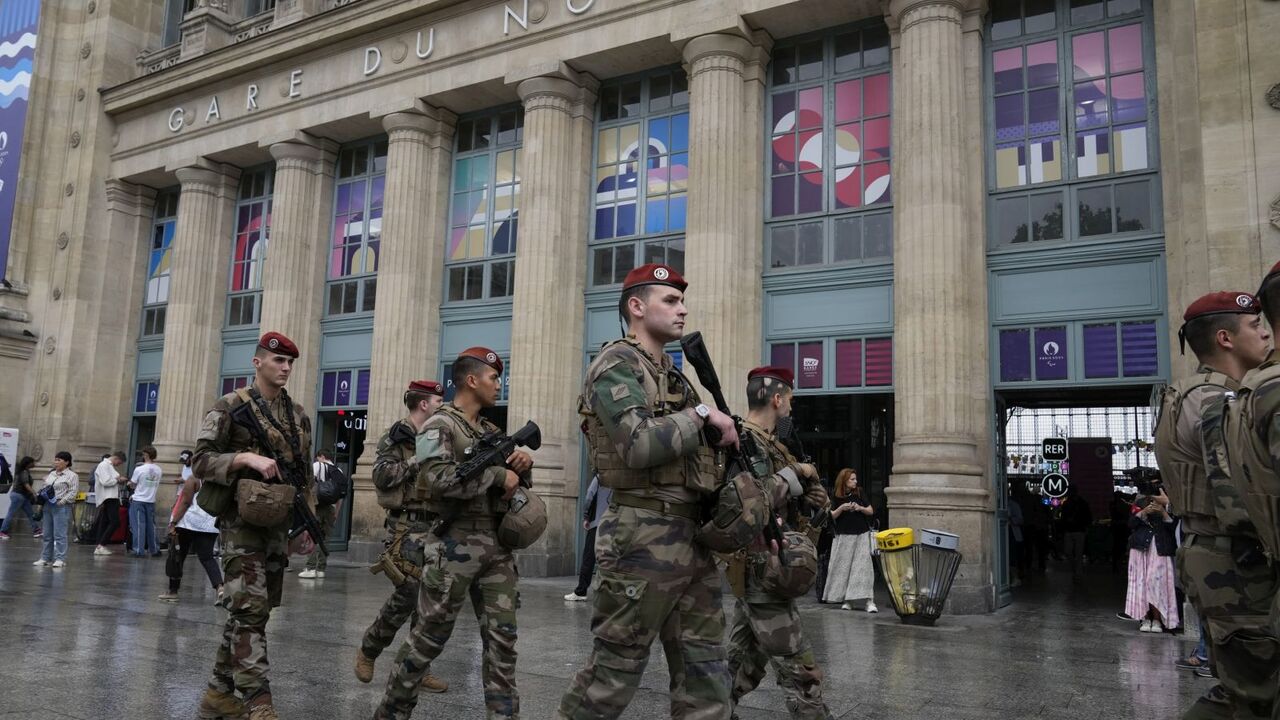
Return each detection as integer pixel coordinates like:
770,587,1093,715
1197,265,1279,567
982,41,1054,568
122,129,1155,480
564,592,588,601
865,601,879,613
1139,619,1153,632
841,601,854,611
32,559,49,566
51,560,65,569
298,569,318,579
94,547,112,556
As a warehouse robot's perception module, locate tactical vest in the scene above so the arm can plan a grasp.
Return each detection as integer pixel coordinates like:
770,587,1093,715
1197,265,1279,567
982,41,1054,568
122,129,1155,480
374,419,433,512
1222,362,1280,558
197,388,310,518
1152,368,1235,535
580,337,718,495
424,404,501,519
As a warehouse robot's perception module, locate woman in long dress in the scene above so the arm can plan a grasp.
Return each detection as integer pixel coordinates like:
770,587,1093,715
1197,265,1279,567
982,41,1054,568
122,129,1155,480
822,468,878,612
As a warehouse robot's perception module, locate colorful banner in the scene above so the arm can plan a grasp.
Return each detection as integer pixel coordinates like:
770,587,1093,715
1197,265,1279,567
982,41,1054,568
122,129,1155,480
0,0,39,283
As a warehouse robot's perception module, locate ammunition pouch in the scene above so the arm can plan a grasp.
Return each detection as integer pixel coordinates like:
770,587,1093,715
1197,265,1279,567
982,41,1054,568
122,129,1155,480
759,529,819,599
196,478,237,518
696,470,770,553
235,478,295,528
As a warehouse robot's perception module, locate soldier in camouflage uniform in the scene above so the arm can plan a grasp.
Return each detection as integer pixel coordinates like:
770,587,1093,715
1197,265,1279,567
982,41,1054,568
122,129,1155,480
1156,292,1275,720
728,366,831,720
355,380,450,694
1207,265,1280,720
373,347,532,720
559,263,740,720
194,332,312,720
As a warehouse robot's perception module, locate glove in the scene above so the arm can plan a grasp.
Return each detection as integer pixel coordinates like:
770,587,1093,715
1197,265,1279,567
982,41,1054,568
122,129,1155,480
803,480,830,514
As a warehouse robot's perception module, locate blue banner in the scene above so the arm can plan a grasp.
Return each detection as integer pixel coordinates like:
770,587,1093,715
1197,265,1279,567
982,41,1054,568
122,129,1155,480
0,0,40,283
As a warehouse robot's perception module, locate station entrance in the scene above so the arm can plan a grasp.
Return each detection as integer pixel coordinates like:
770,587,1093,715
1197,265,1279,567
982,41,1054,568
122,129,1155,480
790,393,894,529
994,385,1160,610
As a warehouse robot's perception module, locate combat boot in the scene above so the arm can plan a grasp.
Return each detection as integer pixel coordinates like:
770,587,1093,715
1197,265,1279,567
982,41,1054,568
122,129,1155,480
354,649,375,683
196,688,246,719
245,698,279,720
421,673,448,693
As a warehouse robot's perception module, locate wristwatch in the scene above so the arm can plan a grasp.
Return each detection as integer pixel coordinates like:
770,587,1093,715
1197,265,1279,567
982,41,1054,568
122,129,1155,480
694,404,711,420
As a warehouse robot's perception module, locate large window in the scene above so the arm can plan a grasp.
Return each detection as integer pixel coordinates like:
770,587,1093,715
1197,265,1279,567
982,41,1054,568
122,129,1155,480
590,68,689,286
319,368,371,409
987,0,1157,249
996,317,1159,384
327,139,387,316
769,336,893,392
766,25,894,271
141,191,179,338
446,109,523,302
226,167,272,328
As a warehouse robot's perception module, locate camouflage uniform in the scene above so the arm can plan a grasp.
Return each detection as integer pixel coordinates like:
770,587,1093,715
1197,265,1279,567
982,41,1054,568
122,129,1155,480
726,420,831,720
559,337,728,720
193,387,311,706
373,404,522,720
1209,353,1280,719
305,502,338,572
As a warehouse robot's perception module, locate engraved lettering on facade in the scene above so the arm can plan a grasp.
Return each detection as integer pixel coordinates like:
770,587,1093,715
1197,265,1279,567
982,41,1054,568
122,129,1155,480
168,107,185,132
205,95,221,122
364,46,382,75
504,0,528,35
246,83,258,110
288,69,303,97
416,27,435,59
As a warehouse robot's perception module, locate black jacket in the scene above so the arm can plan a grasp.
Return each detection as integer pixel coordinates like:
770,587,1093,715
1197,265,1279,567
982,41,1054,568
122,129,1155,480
1128,512,1177,557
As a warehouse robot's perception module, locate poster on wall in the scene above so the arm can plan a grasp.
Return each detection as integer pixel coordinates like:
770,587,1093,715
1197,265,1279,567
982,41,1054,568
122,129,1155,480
0,0,39,283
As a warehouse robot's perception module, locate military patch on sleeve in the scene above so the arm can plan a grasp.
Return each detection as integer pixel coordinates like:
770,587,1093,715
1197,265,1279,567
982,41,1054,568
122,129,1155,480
426,429,440,440
611,384,631,401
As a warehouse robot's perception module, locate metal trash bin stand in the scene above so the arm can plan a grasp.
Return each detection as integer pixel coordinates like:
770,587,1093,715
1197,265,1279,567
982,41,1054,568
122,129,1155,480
908,529,963,626
875,528,918,617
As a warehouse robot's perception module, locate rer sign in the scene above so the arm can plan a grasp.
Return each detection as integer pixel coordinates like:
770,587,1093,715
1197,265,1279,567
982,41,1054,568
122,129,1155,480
1042,437,1068,462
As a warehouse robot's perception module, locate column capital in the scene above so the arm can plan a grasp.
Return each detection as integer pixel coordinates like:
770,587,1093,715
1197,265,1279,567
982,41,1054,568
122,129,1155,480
104,179,157,216
379,103,457,141
267,133,338,166
515,70,597,119
173,161,240,195
680,32,756,68
886,0,987,29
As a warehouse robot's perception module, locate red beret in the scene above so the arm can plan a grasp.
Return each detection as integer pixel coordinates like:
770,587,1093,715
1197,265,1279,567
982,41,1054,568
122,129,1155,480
458,347,503,374
407,380,443,396
258,331,299,358
748,365,795,388
622,263,687,293
1260,261,1280,294
1182,291,1260,323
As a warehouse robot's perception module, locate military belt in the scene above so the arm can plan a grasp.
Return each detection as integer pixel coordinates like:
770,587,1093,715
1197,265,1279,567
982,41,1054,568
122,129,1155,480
612,494,700,521
450,516,498,530
1185,533,1241,553
387,508,435,524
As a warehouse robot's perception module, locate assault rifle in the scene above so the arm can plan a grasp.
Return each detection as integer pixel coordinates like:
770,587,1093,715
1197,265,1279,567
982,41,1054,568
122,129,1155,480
776,416,828,535
432,420,542,538
679,331,785,556
228,399,329,556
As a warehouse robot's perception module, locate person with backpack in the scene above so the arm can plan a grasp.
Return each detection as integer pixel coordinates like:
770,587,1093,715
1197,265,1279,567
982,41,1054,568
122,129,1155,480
0,456,40,540
299,448,346,579
159,465,223,603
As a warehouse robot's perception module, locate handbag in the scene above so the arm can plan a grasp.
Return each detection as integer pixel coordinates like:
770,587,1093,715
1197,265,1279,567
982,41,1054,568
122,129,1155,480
165,536,183,577
35,484,56,506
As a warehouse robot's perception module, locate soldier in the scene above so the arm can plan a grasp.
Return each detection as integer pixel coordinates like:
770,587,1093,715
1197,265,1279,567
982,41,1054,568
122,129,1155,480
559,263,740,720
194,331,312,720
1154,291,1272,720
354,379,450,694
1207,266,1280,720
729,366,831,719
372,347,532,720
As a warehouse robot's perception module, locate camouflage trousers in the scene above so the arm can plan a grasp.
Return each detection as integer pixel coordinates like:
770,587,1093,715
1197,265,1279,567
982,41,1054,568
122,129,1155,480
207,513,288,703
305,503,338,572
728,593,830,720
373,525,518,720
558,505,731,720
1177,536,1280,720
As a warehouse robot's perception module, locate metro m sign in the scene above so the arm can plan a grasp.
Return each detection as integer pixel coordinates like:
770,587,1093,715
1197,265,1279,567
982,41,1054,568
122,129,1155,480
1042,437,1068,462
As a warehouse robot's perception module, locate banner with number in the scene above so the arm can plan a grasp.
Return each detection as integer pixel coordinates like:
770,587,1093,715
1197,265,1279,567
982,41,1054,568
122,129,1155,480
0,0,40,282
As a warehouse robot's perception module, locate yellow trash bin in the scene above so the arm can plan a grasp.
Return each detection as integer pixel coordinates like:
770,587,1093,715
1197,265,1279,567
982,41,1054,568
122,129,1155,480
875,528,917,616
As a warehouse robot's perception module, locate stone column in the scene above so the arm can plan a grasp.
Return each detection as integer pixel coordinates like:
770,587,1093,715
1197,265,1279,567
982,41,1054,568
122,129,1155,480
680,32,768,413
352,105,455,541
884,0,994,613
259,135,337,414
506,70,596,576
152,162,241,469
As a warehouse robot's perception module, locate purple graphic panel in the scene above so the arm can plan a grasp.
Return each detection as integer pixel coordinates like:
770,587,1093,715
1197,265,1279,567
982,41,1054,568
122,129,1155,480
1121,320,1158,377
1034,326,1068,380
999,328,1031,382
0,0,40,282
797,342,823,389
1083,323,1119,378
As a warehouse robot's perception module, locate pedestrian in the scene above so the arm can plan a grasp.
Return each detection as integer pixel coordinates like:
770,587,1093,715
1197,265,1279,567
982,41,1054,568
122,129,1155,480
32,451,78,568
158,466,223,604
822,468,878,613
1007,482,1025,587
193,331,313,720
1058,485,1092,580
299,448,342,580
559,263,738,720
372,348,533,720
564,473,609,602
354,379,449,694
728,365,832,718
1157,290,1275,717
126,446,162,557
92,451,127,555
1124,491,1179,633
0,456,40,539
1020,490,1051,573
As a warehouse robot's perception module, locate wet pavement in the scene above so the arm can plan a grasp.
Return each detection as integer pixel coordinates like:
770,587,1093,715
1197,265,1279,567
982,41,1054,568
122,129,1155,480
0,533,1205,719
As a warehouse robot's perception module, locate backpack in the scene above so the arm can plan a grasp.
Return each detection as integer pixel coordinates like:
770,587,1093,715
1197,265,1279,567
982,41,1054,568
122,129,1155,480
315,462,349,507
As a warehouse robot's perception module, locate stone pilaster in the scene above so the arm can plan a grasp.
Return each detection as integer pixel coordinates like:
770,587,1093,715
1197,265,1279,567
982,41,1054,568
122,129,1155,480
680,32,768,414
152,162,241,470
352,105,455,540
507,71,597,576
259,135,337,414
884,0,994,614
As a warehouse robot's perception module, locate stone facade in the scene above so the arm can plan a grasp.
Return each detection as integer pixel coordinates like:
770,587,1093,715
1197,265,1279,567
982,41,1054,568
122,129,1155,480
2,0,1278,613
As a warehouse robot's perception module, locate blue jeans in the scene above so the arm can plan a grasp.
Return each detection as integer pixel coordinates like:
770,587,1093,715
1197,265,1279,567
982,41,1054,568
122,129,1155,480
1194,614,1209,662
2,491,36,533
41,503,70,562
129,501,158,556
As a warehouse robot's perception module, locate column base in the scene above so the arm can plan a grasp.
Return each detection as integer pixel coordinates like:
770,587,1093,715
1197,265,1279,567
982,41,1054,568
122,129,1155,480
884,479,996,615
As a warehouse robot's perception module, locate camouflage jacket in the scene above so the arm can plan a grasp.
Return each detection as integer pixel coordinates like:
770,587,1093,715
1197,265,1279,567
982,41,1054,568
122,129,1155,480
193,385,312,492
1155,365,1239,536
373,416,432,512
580,336,717,505
417,403,510,519
742,420,829,537
1213,351,1280,555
